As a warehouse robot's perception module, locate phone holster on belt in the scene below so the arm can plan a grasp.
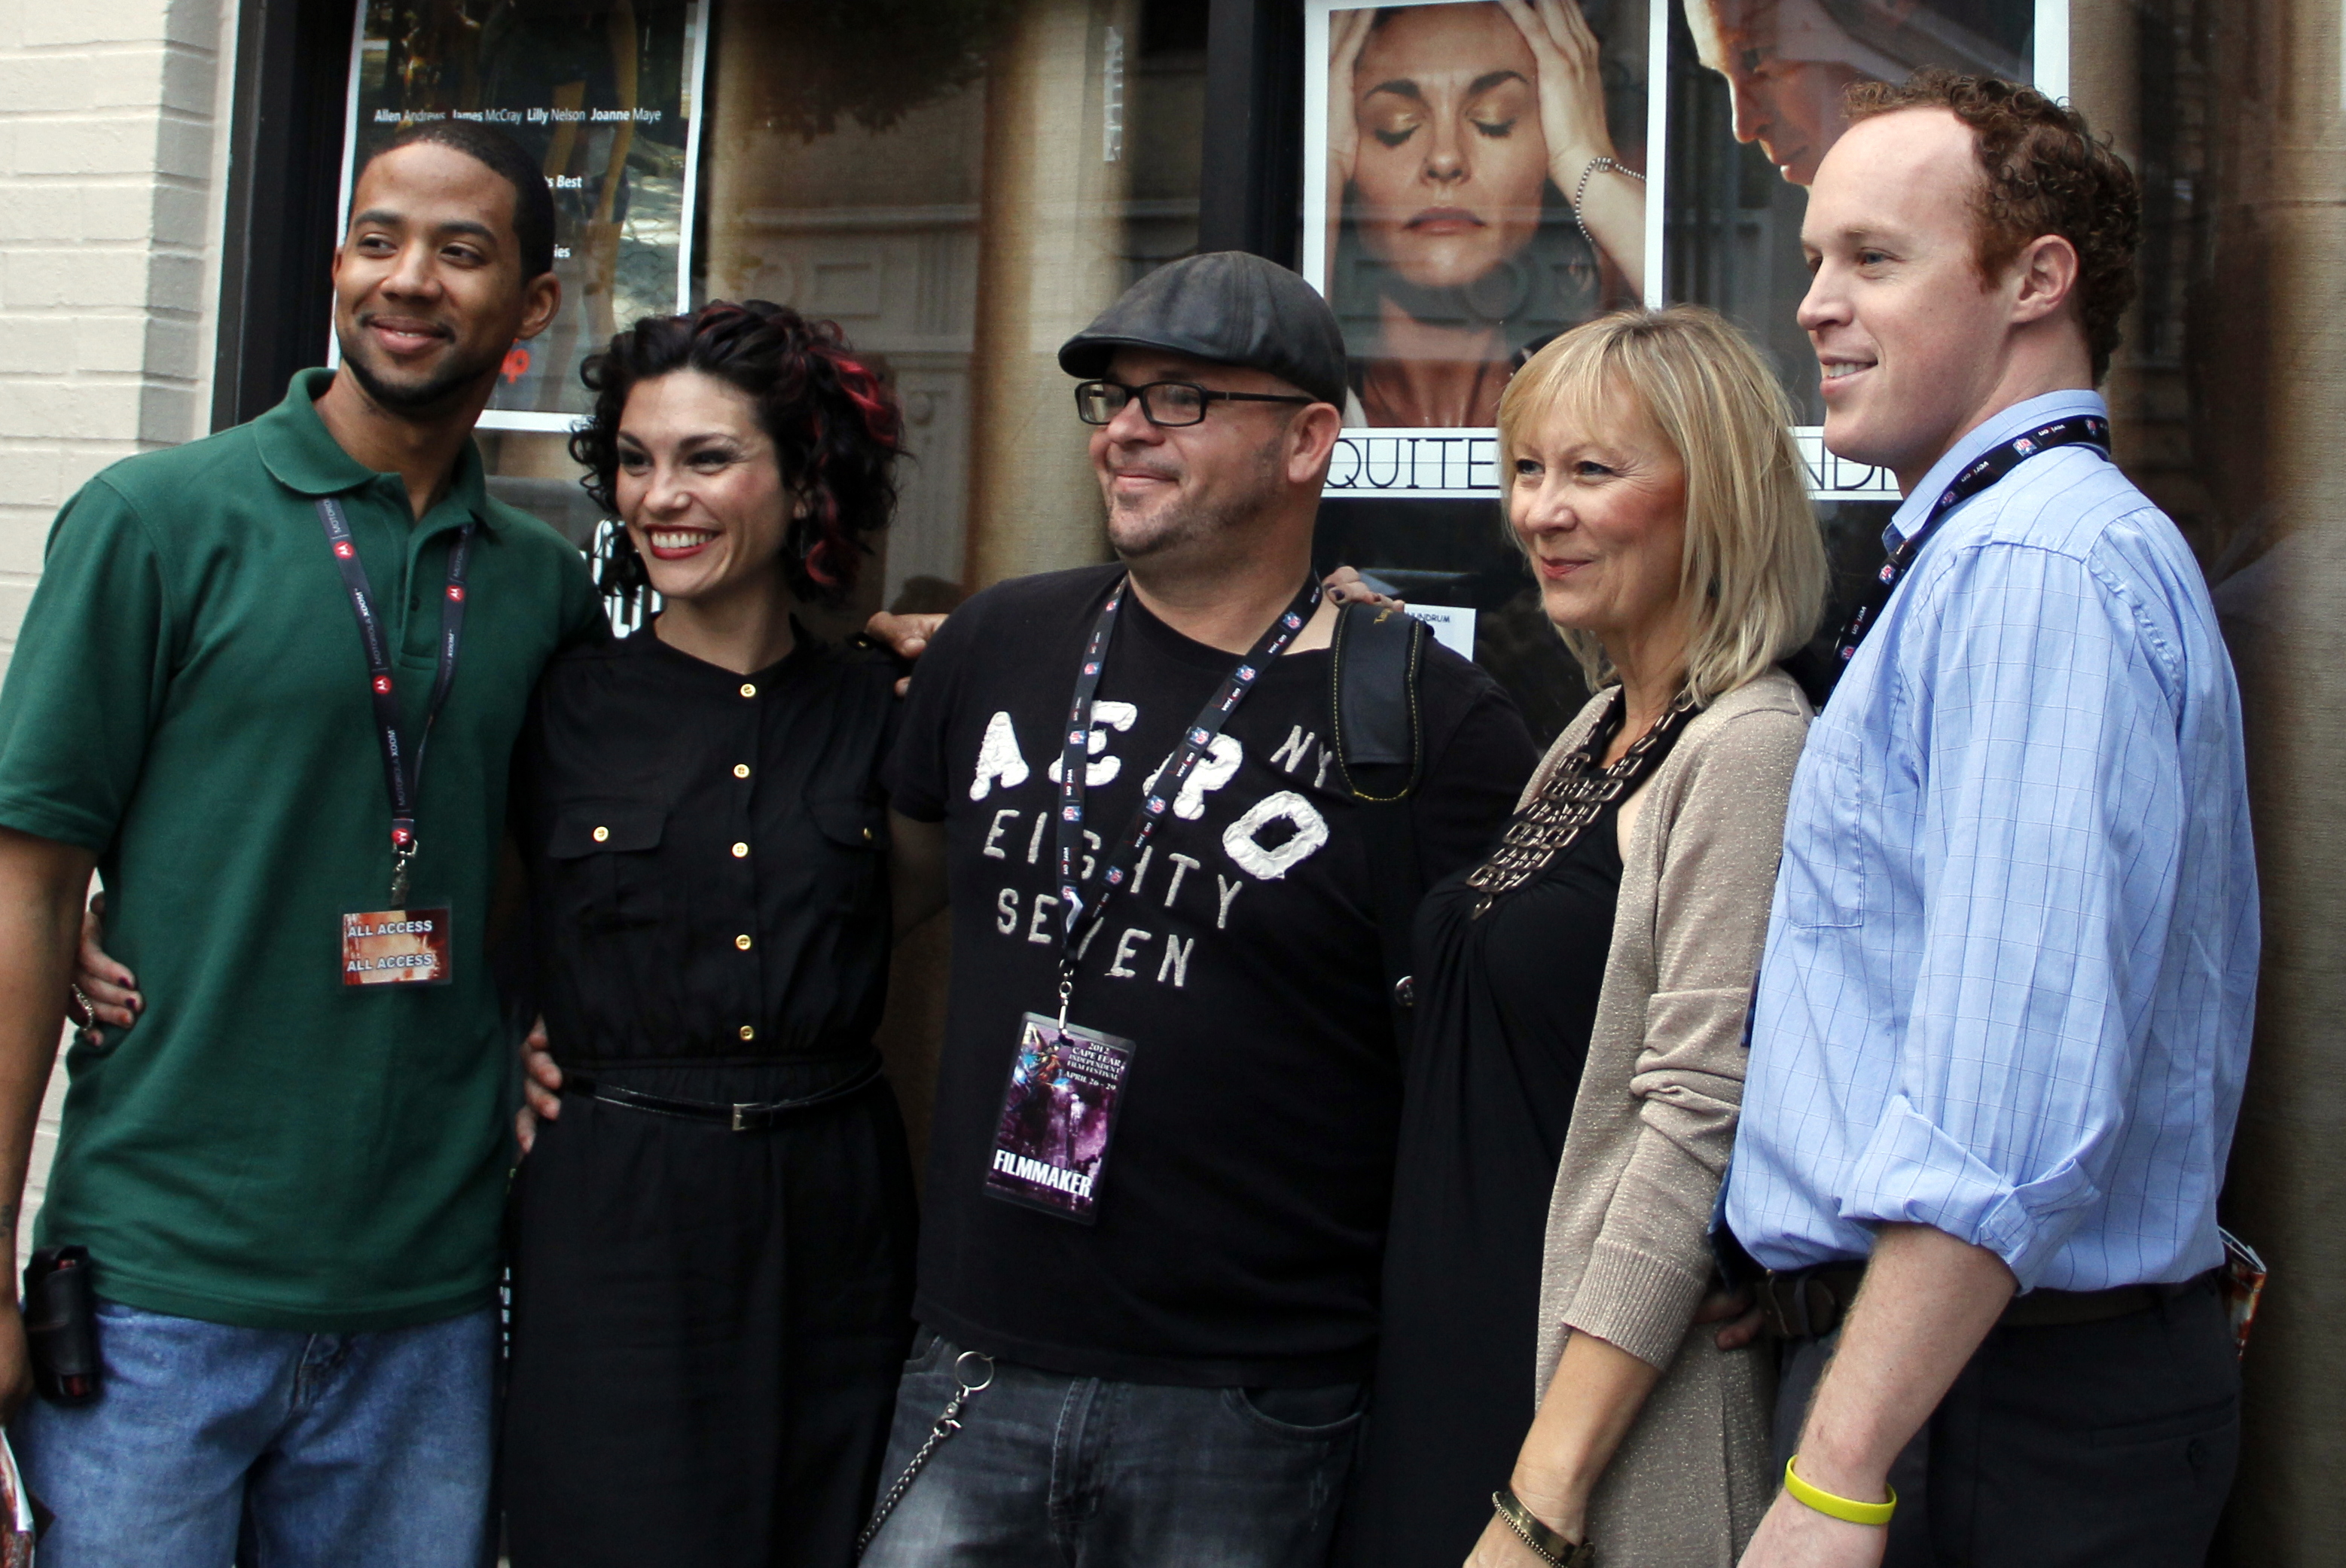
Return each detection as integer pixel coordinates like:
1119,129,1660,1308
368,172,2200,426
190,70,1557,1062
22,1246,99,1405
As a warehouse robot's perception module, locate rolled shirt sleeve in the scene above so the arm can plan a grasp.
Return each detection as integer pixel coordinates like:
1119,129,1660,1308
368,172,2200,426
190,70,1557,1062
1838,537,2185,1290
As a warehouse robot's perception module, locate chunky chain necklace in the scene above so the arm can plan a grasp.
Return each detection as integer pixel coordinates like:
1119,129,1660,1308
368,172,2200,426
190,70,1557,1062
1465,690,1697,919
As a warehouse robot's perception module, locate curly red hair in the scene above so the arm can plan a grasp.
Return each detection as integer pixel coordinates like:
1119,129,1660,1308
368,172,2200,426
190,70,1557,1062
1846,71,2140,381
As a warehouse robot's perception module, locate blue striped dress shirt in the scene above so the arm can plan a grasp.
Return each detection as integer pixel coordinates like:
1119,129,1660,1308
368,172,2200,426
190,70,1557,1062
1723,390,2259,1292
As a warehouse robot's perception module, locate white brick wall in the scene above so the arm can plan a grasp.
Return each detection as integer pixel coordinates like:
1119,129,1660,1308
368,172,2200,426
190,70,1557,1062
0,0,238,666
0,0,239,1249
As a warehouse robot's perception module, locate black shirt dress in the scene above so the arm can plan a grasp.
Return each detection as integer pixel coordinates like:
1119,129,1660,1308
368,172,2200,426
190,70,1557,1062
500,624,917,1568
1341,793,1634,1566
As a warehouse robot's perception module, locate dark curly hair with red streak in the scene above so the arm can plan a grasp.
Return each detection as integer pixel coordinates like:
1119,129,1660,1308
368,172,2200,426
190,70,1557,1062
570,300,903,607
1845,71,2140,382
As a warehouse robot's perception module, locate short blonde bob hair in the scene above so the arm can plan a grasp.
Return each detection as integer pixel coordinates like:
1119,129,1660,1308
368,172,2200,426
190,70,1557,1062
1496,306,1827,706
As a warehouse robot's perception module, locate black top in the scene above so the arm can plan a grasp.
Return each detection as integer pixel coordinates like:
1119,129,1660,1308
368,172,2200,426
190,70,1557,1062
1344,794,1631,1564
884,564,1538,1386
514,622,900,1068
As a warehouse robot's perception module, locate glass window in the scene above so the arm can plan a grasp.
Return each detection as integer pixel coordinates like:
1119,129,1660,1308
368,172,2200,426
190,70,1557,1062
346,0,1207,639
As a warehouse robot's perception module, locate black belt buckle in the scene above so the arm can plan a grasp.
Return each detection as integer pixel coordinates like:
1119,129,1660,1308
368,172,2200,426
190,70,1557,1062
1757,1266,1856,1340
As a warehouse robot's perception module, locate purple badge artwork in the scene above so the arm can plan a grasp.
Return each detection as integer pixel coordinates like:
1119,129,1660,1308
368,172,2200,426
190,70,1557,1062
985,1015,1136,1223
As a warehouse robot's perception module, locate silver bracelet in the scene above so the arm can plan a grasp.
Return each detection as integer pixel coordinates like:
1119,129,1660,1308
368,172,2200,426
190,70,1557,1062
1570,155,1646,249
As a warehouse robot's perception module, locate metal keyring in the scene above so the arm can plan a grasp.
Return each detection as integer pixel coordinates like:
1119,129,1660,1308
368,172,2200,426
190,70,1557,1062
951,1350,995,1393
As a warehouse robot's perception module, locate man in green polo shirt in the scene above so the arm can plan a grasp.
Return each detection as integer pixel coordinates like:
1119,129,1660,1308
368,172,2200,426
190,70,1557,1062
0,121,599,1566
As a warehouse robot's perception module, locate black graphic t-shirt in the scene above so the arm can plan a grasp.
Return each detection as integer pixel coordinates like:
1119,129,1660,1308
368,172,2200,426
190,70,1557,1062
886,564,1538,1386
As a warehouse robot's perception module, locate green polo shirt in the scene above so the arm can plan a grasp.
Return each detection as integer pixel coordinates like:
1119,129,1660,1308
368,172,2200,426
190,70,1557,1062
0,370,601,1331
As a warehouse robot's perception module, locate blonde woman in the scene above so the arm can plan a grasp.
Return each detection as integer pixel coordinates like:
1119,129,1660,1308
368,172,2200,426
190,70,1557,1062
1340,307,1824,1568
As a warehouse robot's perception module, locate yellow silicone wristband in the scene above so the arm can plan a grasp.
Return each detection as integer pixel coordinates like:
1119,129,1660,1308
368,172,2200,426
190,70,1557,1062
1783,1457,1896,1527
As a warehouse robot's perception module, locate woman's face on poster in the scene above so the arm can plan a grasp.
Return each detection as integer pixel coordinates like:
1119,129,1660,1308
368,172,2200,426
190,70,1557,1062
1350,4,1551,292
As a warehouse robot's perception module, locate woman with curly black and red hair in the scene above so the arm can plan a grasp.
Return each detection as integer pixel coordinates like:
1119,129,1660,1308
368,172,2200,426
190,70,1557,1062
498,300,926,1567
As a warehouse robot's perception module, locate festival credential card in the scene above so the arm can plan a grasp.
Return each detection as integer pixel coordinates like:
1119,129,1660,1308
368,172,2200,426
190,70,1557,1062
984,1014,1136,1224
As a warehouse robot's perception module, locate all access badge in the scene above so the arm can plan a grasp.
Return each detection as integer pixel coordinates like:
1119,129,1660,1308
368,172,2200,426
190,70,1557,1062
341,908,453,987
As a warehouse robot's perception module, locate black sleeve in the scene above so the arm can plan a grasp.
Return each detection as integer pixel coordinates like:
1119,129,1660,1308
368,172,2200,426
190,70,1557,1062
879,596,984,823
1410,677,1538,886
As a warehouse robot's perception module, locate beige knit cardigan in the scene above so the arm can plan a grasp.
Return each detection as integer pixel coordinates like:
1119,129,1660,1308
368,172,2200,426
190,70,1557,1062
1527,668,1810,1567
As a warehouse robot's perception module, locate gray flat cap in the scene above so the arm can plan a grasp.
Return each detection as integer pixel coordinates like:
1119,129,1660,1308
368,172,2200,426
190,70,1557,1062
1058,252,1348,409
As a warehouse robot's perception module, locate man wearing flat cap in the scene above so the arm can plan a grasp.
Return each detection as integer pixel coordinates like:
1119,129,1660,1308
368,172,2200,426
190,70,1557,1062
862,252,1536,1564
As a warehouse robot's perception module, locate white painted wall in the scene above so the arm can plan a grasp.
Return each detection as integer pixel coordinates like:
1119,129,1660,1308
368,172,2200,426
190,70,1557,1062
0,0,239,1250
0,0,239,670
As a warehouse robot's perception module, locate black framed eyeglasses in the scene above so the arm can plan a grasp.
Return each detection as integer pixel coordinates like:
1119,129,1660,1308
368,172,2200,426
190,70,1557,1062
1074,379,1315,428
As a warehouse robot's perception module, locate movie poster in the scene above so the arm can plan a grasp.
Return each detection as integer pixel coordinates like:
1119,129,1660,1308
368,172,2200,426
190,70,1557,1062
337,0,710,430
1302,0,2060,741
1302,0,1655,736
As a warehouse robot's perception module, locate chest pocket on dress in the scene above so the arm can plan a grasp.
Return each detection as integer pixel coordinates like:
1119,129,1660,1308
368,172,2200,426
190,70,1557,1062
548,806,667,929
1780,716,1869,929
809,797,886,853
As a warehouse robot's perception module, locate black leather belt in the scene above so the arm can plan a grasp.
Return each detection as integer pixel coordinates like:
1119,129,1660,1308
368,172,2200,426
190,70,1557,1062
1756,1261,2217,1340
562,1058,883,1133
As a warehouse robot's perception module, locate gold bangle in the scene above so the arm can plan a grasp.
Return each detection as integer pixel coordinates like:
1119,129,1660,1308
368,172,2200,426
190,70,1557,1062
1783,1457,1896,1527
1490,1486,1596,1567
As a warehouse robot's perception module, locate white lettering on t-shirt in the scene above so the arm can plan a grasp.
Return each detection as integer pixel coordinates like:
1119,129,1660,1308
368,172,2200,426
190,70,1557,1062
1222,791,1330,880
1107,927,1151,978
1127,844,1155,898
1156,933,1194,987
1142,733,1243,819
1162,852,1200,908
996,886,1020,935
1047,700,1137,787
1215,874,1243,929
983,807,1020,859
1026,892,1062,945
971,711,1031,800
1176,734,1242,818
1025,812,1049,865
1268,724,1316,774
1315,748,1335,790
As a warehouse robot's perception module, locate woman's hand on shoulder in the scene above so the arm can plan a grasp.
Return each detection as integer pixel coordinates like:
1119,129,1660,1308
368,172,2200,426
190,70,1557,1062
865,611,947,697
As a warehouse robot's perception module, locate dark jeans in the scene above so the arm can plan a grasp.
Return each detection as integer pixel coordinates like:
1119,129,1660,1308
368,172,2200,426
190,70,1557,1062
1774,1277,2239,1567
859,1329,1364,1568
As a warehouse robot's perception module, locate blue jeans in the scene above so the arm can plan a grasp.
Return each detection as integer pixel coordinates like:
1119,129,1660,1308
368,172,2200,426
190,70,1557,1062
859,1329,1364,1568
10,1300,496,1568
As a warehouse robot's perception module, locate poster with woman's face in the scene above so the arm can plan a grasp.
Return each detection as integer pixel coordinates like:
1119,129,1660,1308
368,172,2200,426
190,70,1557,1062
1305,0,1652,435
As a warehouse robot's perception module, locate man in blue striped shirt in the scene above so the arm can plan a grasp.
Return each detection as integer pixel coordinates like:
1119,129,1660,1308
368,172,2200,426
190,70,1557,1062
1728,75,2256,1568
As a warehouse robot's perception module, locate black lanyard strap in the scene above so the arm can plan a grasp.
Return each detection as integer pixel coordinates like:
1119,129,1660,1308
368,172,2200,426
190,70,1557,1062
1833,413,2108,667
315,497,475,902
1052,575,1321,1014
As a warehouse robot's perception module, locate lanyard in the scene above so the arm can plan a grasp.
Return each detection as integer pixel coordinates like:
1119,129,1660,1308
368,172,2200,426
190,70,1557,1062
1051,575,1321,1021
314,497,475,905
1832,413,2109,667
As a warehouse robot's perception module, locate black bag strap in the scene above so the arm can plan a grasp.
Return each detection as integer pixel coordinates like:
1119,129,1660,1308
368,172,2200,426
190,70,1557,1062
1329,602,1429,1054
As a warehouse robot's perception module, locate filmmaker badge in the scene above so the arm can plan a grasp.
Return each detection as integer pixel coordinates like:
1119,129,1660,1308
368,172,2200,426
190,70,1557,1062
984,1014,1135,1224
341,908,452,987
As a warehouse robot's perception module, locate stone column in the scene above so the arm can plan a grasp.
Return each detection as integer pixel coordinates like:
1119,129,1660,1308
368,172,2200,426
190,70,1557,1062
2202,0,2346,1557
963,0,1139,587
